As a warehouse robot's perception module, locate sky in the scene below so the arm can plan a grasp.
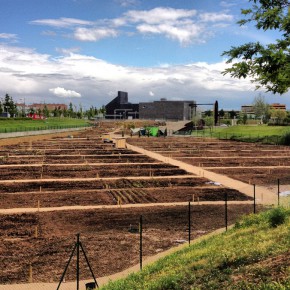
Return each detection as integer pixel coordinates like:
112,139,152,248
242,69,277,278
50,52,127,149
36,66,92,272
0,0,289,111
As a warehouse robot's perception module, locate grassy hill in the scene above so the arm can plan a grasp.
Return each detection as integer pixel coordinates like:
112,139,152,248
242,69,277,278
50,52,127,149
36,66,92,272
101,207,289,290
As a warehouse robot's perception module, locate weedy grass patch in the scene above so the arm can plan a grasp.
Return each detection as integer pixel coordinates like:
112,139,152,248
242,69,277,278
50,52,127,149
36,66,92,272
101,207,290,290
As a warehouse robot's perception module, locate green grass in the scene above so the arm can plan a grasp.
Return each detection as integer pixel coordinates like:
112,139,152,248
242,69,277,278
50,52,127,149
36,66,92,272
0,117,90,133
101,207,290,290
192,125,290,144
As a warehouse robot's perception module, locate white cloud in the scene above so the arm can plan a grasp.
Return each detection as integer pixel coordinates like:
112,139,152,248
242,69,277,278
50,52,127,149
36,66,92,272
125,7,197,24
30,17,94,28
55,47,81,55
137,22,203,45
116,0,140,7
29,7,234,45
0,33,18,40
1,43,287,110
199,12,234,22
74,27,118,41
49,87,81,98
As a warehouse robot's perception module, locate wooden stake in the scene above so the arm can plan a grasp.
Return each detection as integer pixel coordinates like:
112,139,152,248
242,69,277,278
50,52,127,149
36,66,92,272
37,200,40,212
35,225,38,238
28,263,33,283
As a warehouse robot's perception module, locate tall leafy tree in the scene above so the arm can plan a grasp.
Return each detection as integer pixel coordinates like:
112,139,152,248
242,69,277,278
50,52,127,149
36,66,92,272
42,104,50,118
222,0,290,94
252,94,270,120
3,94,17,117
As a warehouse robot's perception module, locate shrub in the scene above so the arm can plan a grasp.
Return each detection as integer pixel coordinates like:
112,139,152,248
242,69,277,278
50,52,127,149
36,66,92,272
279,132,290,146
267,207,287,228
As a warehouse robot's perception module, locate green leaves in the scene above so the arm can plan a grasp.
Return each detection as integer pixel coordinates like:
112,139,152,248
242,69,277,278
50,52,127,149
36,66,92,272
222,0,290,94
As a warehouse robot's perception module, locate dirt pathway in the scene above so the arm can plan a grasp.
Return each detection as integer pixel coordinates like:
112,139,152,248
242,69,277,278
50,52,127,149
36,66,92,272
0,200,253,215
126,143,278,205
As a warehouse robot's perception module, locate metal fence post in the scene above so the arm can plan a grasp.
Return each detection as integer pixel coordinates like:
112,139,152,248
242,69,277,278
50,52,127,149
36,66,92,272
139,215,143,271
188,202,191,245
77,233,80,290
253,184,256,214
225,192,228,231
278,179,280,206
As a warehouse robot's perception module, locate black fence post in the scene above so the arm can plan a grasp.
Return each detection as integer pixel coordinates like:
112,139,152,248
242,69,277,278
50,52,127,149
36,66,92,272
188,202,191,245
253,184,256,214
139,215,143,271
77,233,80,290
56,238,78,290
278,179,280,206
225,192,228,231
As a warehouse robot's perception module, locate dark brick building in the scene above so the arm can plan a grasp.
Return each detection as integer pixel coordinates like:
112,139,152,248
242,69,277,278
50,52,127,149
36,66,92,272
105,92,196,121
105,91,139,119
139,99,196,121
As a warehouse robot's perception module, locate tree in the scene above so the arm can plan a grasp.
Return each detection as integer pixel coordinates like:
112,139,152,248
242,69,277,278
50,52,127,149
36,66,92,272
219,109,225,119
229,110,237,119
204,116,214,131
238,112,248,125
222,0,290,94
270,109,287,124
3,94,17,117
204,110,212,117
42,105,50,118
68,102,75,118
252,94,270,121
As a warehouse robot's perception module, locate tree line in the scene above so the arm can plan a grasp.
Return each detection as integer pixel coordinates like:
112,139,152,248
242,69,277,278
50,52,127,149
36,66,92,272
0,94,105,119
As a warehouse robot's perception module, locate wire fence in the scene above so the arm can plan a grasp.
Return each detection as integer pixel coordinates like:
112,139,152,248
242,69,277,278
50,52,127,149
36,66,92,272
0,180,289,290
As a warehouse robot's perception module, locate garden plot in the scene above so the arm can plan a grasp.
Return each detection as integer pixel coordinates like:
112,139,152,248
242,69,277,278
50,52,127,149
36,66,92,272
128,137,290,187
0,177,250,209
0,163,188,180
0,127,257,285
0,204,255,284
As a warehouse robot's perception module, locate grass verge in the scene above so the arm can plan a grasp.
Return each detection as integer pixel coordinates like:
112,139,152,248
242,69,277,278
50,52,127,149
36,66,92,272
192,125,290,144
101,207,290,290
0,117,90,133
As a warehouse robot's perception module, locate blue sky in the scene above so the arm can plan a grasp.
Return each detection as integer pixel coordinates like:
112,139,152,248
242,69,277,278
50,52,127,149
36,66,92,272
0,0,289,110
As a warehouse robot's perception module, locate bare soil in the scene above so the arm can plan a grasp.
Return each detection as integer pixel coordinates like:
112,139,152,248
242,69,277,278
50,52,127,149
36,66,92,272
0,204,256,284
0,127,280,285
127,137,290,187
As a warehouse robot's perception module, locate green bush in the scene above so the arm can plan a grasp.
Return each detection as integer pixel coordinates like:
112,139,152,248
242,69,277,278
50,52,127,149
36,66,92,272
279,132,290,146
267,207,287,228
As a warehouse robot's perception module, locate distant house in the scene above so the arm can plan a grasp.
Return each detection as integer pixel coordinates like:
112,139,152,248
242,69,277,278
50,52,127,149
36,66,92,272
28,103,68,111
241,105,255,118
241,103,287,119
270,103,286,111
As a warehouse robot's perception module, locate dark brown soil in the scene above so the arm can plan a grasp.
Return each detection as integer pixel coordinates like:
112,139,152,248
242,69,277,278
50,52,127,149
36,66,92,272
127,137,290,186
0,204,257,284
